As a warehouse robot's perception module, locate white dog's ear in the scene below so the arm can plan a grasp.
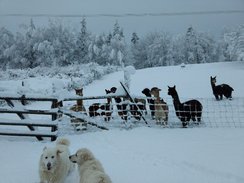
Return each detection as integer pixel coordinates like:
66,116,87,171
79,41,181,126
56,149,63,155
82,153,89,161
43,146,47,151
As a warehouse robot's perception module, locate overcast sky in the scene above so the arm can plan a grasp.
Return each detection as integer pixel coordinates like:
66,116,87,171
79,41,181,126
0,0,243,38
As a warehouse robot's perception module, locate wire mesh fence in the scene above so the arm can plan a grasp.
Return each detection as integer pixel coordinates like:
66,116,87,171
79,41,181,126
66,96,244,129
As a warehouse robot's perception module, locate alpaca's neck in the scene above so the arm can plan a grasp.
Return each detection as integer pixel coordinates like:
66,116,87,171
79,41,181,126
171,93,181,110
154,95,160,103
77,99,83,106
145,93,151,97
114,97,122,104
144,93,152,103
211,82,216,90
114,97,123,110
154,96,162,110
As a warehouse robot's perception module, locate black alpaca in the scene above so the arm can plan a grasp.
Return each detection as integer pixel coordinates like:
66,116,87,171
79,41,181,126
210,76,234,100
168,85,203,127
88,89,112,122
142,88,155,119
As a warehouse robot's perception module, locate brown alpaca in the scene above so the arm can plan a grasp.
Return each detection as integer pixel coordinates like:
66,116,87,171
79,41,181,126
70,88,87,130
150,87,168,126
70,88,86,112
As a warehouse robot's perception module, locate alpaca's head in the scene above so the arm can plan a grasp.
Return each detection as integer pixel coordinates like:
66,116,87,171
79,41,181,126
105,89,112,103
105,89,112,94
110,87,117,93
142,88,151,96
210,76,217,84
151,87,161,97
167,85,177,97
75,88,83,96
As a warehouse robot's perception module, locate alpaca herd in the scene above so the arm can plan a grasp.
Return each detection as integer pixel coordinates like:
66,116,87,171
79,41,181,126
70,76,234,128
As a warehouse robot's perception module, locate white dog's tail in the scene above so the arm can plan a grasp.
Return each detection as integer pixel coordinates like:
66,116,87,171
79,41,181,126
56,138,70,146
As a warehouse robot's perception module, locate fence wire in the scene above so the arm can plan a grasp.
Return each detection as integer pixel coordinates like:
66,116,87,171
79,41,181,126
66,96,244,129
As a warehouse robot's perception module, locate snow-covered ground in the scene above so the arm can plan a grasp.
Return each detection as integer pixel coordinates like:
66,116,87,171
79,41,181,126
0,61,244,183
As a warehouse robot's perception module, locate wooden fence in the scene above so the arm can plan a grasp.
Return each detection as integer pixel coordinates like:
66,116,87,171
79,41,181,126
0,96,59,141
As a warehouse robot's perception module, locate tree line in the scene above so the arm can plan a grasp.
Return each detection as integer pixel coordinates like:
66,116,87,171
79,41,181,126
0,18,243,70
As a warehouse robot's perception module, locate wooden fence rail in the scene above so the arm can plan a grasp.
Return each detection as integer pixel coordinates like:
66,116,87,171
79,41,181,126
0,96,59,141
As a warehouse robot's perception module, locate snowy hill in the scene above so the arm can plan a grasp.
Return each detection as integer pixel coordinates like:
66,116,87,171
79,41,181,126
84,61,244,98
0,61,244,183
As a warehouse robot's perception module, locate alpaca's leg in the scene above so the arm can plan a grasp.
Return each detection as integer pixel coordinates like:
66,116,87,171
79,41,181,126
196,110,202,122
182,122,188,128
191,115,196,122
180,116,188,128
225,90,233,100
214,94,219,100
220,94,223,100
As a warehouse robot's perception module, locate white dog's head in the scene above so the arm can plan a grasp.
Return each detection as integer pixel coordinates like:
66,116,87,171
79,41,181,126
40,146,63,172
69,148,94,165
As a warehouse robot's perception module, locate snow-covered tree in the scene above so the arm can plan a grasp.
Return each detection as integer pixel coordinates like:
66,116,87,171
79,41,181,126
184,26,216,64
172,34,186,65
88,34,112,65
74,17,90,64
22,19,38,68
110,21,127,66
43,20,76,66
131,32,139,45
0,27,14,70
222,24,244,61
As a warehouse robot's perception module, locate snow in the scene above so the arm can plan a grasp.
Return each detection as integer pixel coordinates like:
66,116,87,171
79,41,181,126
0,61,244,183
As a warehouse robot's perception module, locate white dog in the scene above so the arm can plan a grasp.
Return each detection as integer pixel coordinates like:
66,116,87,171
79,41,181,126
69,148,112,183
39,138,74,183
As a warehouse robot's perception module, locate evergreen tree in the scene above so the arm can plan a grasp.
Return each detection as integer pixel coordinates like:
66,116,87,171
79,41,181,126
75,17,90,63
0,27,14,70
88,34,112,65
184,26,215,64
110,21,127,66
131,32,139,45
223,24,244,61
23,19,38,68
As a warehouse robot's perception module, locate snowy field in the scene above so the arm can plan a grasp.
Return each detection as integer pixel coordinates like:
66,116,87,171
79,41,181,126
0,61,244,183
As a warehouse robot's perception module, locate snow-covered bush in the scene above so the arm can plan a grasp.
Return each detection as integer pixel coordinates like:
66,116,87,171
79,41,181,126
0,63,119,87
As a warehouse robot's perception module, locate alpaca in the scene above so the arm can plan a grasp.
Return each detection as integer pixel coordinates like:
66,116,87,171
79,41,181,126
168,85,202,128
150,87,168,126
110,87,128,121
70,88,86,112
70,88,87,130
142,88,155,119
110,87,142,121
210,76,234,100
88,89,113,122
133,98,147,116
